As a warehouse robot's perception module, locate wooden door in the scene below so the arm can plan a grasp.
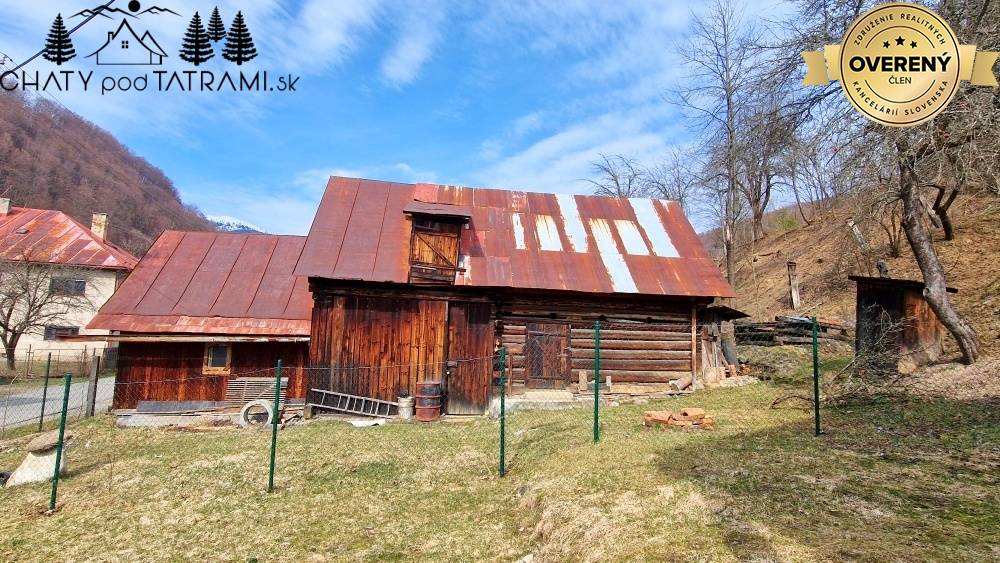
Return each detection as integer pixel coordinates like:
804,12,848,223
524,322,569,389
445,302,494,414
409,219,461,284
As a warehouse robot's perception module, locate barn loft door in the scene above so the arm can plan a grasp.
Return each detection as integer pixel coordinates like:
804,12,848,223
409,217,461,284
524,322,570,389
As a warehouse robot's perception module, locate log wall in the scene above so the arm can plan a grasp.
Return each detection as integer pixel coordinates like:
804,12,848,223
497,296,697,388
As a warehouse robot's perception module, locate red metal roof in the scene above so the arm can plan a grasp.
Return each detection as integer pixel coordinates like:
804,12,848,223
0,207,138,270
296,177,735,298
88,231,311,336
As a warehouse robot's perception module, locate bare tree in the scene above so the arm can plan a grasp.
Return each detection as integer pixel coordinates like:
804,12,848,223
644,147,701,215
673,0,758,285
585,153,649,198
587,148,701,215
768,0,995,364
734,95,793,240
0,254,94,369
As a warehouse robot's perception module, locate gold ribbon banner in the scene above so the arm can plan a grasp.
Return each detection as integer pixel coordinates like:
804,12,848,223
801,45,998,87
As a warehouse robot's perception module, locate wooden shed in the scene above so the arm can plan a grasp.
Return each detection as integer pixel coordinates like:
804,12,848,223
297,177,736,415
849,275,956,371
86,231,312,409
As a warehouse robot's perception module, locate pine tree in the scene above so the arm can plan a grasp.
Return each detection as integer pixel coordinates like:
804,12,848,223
42,14,76,65
179,12,214,66
222,11,258,66
207,6,226,42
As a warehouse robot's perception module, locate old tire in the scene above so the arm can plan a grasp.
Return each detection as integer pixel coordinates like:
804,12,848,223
239,399,274,428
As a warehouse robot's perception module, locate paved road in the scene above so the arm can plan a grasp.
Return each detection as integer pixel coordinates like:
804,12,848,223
0,377,114,431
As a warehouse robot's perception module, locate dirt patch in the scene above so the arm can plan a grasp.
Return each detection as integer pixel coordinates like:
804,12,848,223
904,357,1000,400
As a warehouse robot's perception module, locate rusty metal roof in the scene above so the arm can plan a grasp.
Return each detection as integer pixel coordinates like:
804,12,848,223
296,177,735,298
88,231,311,336
0,207,137,270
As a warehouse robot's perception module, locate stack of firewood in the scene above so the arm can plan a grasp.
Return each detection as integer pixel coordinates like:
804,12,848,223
642,407,714,430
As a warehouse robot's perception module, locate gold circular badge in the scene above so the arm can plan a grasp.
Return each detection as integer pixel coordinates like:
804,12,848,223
839,2,960,127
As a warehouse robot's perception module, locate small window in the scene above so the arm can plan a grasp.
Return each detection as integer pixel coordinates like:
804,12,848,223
203,343,232,375
122,40,129,49
44,326,80,341
50,278,86,296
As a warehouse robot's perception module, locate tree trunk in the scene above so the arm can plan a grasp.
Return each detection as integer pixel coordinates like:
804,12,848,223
3,339,16,370
899,160,979,364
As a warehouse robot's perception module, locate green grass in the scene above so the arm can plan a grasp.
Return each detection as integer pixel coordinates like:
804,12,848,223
0,384,996,561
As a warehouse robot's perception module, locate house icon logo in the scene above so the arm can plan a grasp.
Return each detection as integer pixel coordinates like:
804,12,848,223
87,19,167,65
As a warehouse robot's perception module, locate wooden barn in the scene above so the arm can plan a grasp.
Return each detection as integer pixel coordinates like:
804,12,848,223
86,231,312,409
850,275,957,371
295,177,736,415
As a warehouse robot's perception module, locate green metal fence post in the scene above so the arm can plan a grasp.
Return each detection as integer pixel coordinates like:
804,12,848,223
594,319,601,443
38,353,52,432
49,373,72,511
812,317,821,436
499,346,507,477
267,359,283,493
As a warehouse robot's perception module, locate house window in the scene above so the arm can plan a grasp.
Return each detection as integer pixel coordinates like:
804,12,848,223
203,343,232,375
122,40,129,49
50,278,87,296
44,326,80,341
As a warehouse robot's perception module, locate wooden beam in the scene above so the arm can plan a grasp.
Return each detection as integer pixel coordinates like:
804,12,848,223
690,303,698,379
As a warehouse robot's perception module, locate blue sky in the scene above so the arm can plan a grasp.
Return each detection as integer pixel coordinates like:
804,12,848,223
0,0,785,234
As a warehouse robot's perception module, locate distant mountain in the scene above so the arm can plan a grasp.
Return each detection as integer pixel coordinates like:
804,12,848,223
208,215,263,234
0,91,214,255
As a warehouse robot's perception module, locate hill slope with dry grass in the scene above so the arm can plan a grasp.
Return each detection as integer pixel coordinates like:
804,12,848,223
722,195,1000,356
0,92,213,255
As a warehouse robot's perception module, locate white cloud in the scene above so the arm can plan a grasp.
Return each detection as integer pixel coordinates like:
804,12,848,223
279,0,382,73
473,106,675,193
478,110,546,161
181,161,438,234
379,0,446,87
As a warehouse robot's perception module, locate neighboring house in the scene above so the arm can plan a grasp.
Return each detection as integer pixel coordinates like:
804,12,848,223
0,198,137,359
88,176,735,415
87,232,312,409
87,19,167,65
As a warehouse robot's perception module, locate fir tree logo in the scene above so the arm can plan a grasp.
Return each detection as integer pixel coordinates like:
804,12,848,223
207,6,226,42
43,14,77,65
222,11,258,66
179,11,213,66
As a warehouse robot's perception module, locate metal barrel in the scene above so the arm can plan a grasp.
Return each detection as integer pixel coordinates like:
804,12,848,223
414,381,442,422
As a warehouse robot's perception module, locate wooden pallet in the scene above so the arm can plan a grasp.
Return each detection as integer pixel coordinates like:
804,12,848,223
309,388,398,418
224,377,288,408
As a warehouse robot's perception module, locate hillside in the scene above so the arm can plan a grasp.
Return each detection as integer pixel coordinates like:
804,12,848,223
0,92,213,255
720,195,1000,356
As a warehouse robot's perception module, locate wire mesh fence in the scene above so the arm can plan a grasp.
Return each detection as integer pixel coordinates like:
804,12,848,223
0,352,105,440
4,317,996,554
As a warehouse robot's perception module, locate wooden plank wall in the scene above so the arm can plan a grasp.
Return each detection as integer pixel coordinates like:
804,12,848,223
310,294,449,402
113,341,308,409
901,289,944,364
